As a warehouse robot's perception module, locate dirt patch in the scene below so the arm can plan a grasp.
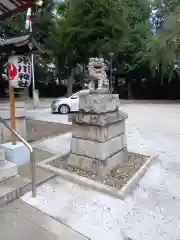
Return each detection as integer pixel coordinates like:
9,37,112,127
50,152,149,190
26,119,72,142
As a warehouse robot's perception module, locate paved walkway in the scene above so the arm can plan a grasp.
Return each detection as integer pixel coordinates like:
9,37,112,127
26,108,71,124
32,132,71,155
22,102,180,240
0,199,88,239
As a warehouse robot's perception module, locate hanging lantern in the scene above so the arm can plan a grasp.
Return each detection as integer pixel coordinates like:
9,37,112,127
7,55,31,88
36,0,43,6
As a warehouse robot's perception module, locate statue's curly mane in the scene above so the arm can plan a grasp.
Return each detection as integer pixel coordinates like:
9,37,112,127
88,58,109,91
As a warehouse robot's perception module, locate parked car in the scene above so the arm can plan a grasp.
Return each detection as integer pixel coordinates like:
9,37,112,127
51,89,89,114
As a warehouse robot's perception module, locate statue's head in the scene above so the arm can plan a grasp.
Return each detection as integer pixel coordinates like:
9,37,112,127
88,57,105,73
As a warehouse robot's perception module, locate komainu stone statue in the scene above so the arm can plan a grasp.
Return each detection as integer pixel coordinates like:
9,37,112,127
88,57,109,93
68,57,128,177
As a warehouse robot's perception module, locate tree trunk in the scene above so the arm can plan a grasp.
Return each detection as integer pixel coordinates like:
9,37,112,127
67,67,75,97
79,67,86,89
127,78,133,99
22,88,30,100
56,55,62,82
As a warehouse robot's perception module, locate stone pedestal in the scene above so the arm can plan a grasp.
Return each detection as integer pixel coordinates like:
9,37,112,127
33,89,40,108
0,141,30,165
68,93,128,176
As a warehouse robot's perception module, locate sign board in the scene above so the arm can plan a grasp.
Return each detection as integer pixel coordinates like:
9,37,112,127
8,55,31,88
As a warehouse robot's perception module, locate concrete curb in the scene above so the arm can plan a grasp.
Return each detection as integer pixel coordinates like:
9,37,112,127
37,154,158,199
120,154,158,197
37,154,64,165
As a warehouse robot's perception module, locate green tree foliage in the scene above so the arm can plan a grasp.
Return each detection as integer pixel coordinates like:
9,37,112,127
50,0,129,95
144,0,180,82
114,0,151,96
1,0,180,98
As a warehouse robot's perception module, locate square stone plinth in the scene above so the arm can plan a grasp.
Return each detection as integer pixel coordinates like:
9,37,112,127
71,134,125,161
0,141,30,165
72,121,125,142
68,148,128,176
79,94,120,114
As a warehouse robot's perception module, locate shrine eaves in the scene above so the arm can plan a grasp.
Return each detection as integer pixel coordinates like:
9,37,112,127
0,0,43,21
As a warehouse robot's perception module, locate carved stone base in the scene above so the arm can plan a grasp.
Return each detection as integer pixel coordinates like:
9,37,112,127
89,88,110,94
79,94,120,114
68,93,128,176
71,110,128,126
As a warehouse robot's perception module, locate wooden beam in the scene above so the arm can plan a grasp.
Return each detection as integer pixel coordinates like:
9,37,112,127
0,1,38,21
9,87,16,145
9,0,21,8
0,3,9,13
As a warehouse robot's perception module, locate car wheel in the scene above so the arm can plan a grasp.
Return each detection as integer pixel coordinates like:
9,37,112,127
58,104,70,114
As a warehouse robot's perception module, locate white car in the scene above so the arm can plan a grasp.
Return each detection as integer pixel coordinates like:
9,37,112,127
51,89,89,114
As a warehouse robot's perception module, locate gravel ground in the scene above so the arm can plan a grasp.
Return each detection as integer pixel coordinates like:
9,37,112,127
26,119,72,142
50,152,149,190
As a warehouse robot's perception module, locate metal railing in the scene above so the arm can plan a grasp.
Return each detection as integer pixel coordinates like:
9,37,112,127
0,116,36,197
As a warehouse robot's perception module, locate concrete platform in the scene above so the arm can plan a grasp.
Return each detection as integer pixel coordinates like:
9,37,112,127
0,175,31,207
32,133,71,155
22,177,125,240
0,148,56,207
0,160,17,182
26,108,72,124
0,149,5,161
0,141,30,165
0,199,89,240
18,148,55,186
18,101,180,239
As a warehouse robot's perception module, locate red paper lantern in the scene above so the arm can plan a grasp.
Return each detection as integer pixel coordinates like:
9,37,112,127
8,63,17,80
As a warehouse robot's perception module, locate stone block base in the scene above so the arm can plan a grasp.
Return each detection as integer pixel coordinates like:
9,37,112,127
0,141,30,165
72,121,125,142
68,148,128,176
71,134,125,160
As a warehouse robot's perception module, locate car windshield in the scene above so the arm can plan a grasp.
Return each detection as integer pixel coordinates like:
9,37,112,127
70,90,89,99
70,94,78,99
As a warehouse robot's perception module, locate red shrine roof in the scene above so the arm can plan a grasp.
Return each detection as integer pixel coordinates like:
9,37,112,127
0,0,40,21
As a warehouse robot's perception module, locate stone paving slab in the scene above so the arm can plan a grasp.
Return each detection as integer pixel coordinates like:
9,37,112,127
0,199,89,240
22,163,180,240
26,108,72,124
0,201,59,239
21,102,180,240
32,133,72,155
18,148,55,185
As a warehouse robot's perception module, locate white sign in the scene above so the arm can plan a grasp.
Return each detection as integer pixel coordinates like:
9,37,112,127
8,55,31,88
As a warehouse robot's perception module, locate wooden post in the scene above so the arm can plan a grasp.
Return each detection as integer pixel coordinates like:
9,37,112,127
9,87,16,145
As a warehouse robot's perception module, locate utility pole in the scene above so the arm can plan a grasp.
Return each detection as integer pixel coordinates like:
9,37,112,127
26,8,36,109
109,52,114,94
29,19,36,109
